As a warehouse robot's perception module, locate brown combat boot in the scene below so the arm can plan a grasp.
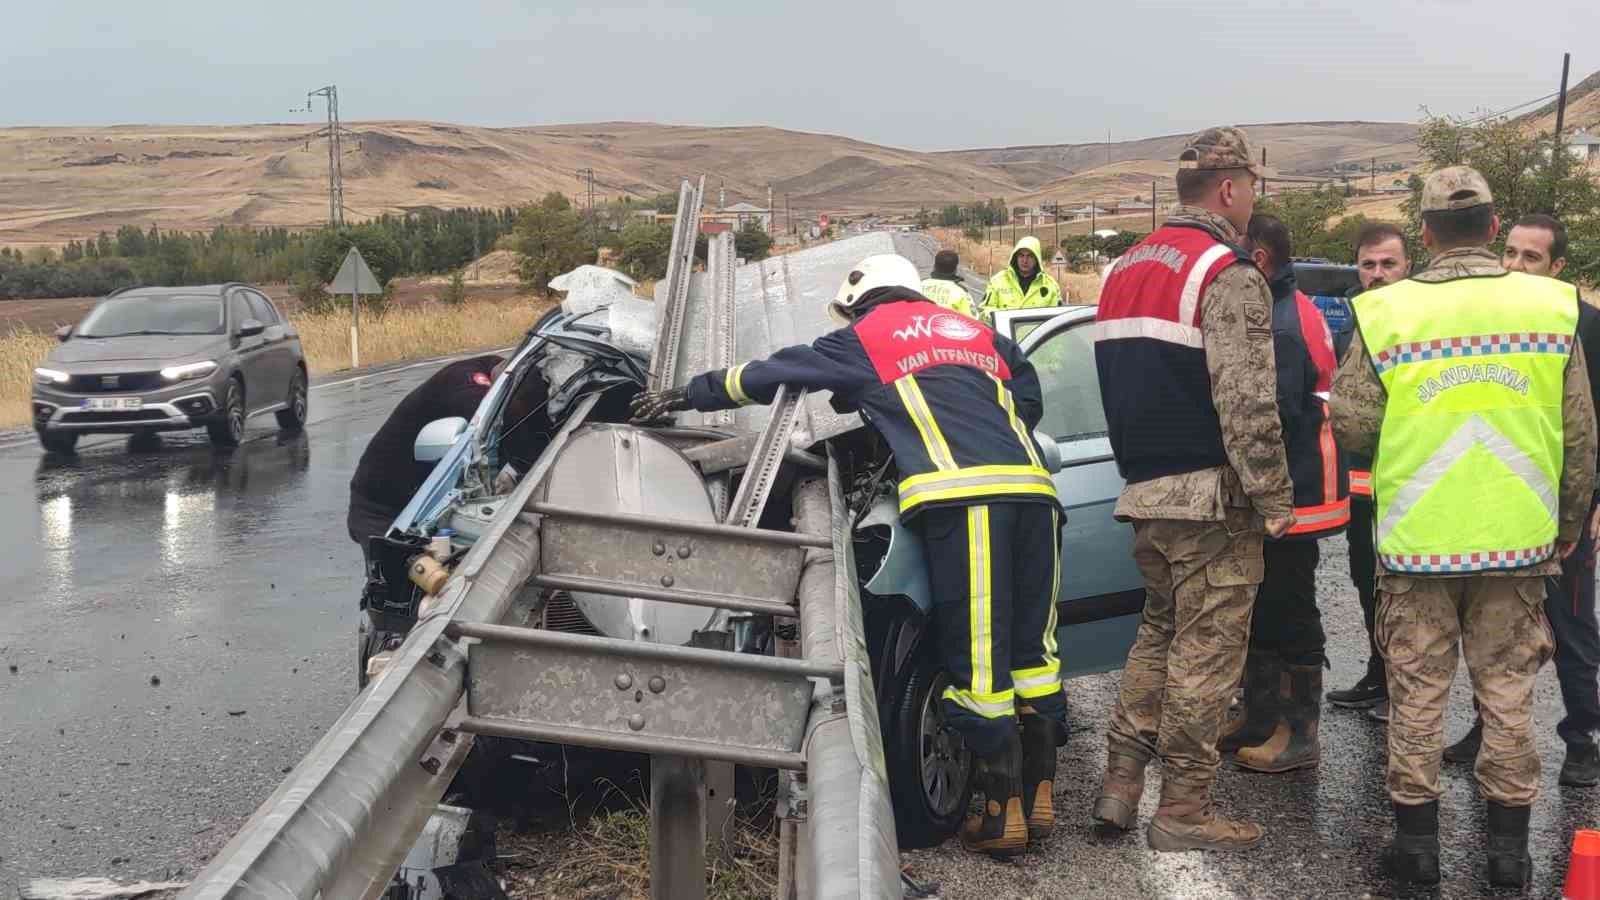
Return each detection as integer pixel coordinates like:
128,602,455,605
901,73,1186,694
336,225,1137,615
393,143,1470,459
960,729,1026,857
1217,652,1283,755
1090,751,1148,833
1235,662,1322,773
1147,781,1264,852
1018,707,1065,840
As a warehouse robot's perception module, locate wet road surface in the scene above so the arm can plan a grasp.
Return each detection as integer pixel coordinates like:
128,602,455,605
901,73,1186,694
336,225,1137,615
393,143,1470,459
1,357,1597,896
0,356,476,890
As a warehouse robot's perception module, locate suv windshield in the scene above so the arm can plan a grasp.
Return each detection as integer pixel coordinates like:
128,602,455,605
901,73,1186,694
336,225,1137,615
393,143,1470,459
77,295,224,338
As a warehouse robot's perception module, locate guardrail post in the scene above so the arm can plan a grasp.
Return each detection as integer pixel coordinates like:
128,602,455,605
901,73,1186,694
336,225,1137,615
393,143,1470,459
651,754,707,900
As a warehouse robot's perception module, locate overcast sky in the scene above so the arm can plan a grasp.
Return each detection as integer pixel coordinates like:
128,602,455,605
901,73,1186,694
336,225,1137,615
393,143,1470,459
4,0,1595,151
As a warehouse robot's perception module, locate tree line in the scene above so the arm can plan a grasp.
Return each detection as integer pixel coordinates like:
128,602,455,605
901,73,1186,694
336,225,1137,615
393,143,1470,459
0,207,518,301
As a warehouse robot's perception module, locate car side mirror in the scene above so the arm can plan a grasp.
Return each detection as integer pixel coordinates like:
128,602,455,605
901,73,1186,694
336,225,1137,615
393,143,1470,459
415,417,468,463
55,325,72,343
1033,430,1064,474
237,318,266,338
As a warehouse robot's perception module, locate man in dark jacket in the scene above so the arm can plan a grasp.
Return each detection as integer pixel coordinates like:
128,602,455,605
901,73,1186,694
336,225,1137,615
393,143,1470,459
347,354,550,561
1218,214,1347,773
631,253,1065,857
1326,222,1412,721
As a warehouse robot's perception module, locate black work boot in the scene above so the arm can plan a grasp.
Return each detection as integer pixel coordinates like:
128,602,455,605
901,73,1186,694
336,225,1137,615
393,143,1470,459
1327,658,1386,709
1018,708,1065,840
1218,653,1283,755
1385,800,1441,885
1235,662,1322,773
961,729,1026,857
1561,740,1600,787
1485,801,1533,888
1443,717,1483,765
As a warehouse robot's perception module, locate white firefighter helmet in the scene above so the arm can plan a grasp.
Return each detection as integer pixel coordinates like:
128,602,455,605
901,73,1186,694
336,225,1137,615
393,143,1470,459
830,254,922,323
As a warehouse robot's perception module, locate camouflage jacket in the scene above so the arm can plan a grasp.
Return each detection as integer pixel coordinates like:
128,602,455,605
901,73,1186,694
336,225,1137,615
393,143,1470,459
1330,246,1598,575
1113,207,1294,523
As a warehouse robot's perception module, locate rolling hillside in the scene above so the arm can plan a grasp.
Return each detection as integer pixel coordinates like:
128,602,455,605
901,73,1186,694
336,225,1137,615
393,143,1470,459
0,118,1426,246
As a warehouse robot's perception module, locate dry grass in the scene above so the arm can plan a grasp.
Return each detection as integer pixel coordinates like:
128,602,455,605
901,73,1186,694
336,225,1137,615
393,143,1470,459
293,296,554,374
498,812,780,900
0,296,555,430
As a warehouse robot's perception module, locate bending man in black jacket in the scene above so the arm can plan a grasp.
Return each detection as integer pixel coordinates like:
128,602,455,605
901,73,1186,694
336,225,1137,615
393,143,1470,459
632,254,1066,857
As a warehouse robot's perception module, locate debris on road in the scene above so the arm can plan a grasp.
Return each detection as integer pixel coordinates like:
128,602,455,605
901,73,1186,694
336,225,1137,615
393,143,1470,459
148,676,160,686
20,877,189,900
226,710,246,717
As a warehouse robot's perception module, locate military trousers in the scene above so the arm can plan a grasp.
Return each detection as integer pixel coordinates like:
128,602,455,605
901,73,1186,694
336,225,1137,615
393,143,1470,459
1107,518,1263,790
1377,572,1555,806
917,501,1066,756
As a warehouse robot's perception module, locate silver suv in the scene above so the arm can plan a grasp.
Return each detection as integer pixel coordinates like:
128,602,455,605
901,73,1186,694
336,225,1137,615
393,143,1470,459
32,284,308,453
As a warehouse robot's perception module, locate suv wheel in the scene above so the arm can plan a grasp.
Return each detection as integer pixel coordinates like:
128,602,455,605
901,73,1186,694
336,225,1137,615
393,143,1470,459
36,428,78,455
208,378,246,447
276,369,308,431
883,637,973,847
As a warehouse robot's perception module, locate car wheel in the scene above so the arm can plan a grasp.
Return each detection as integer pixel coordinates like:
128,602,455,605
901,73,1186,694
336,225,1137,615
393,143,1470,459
883,638,972,848
208,377,246,447
36,428,78,455
276,368,308,431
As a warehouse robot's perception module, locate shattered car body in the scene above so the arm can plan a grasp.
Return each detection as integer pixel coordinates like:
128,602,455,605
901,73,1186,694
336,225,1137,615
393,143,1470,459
358,231,1144,847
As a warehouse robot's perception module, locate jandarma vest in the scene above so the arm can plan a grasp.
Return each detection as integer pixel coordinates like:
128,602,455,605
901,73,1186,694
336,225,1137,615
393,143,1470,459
1094,224,1249,484
1354,272,1579,573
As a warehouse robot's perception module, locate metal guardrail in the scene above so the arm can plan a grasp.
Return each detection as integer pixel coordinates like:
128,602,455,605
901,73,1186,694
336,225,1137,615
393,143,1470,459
180,177,902,900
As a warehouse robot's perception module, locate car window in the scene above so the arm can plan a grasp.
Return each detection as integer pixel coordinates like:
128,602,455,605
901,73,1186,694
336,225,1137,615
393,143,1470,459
1026,321,1108,443
245,291,279,325
228,294,252,331
77,295,224,337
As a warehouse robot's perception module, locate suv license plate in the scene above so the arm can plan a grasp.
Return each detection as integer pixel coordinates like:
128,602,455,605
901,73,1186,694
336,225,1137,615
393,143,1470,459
83,397,142,410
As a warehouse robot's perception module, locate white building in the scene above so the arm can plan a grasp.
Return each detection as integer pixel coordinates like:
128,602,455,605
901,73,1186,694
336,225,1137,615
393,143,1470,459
1566,129,1600,163
719,202,773,232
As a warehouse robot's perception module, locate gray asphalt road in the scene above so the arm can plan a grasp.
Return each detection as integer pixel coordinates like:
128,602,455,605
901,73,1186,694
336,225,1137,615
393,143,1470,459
1,357,1596,897
905,539,1600,900
0,356,472,890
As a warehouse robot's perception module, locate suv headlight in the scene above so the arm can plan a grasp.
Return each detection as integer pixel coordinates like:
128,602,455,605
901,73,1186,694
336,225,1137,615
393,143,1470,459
34,367,70,386
160,360,219,382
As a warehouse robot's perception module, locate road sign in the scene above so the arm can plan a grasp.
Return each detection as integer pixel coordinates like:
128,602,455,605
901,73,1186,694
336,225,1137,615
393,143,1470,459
327,247,381,369
1051,252,1067,266
328,247,382,295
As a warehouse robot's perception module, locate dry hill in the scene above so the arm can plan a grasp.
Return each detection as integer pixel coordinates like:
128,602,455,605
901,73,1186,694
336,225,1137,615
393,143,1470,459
0,119,1425,247
1518,70,1600,135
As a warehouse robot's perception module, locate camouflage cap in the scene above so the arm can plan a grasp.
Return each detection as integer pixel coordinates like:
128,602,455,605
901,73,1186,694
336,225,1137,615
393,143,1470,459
1178,126,1270,176
1421,165,1493,212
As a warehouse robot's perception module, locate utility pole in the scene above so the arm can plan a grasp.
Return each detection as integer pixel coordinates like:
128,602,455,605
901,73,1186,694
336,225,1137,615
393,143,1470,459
1556,52,1573,145
1371,156,1377,195
1261,148,1268,197
785,194,792,235
1151,180,1157,231
576,168,597,256
301,85,346,227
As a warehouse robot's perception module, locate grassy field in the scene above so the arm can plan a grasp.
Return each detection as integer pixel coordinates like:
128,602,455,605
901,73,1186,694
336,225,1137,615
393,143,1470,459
0,296,555,431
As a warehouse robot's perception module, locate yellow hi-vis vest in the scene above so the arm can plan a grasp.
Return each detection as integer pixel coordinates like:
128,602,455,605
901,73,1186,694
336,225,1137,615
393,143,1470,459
919,277,977,318
1353,272,1579,573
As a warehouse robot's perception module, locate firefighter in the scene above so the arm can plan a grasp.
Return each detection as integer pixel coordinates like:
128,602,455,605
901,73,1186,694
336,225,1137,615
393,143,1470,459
1442,213,1600,789
1090,126,1295,853
920,249,977,317
1331,166,1596,888
1217,213,1348,774
1326,222,1412,723
630,254,1066,856
980,235,1061,322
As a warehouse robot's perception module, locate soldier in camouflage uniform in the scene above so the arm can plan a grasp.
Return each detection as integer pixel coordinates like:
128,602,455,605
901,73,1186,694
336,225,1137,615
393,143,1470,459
1331,165,1597,888
1091,126,1296,852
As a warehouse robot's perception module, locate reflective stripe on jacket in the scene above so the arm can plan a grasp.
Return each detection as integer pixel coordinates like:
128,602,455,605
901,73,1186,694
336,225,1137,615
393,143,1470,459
685,296,1058,519
1273,278,1349,539
1354,272,1579,572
